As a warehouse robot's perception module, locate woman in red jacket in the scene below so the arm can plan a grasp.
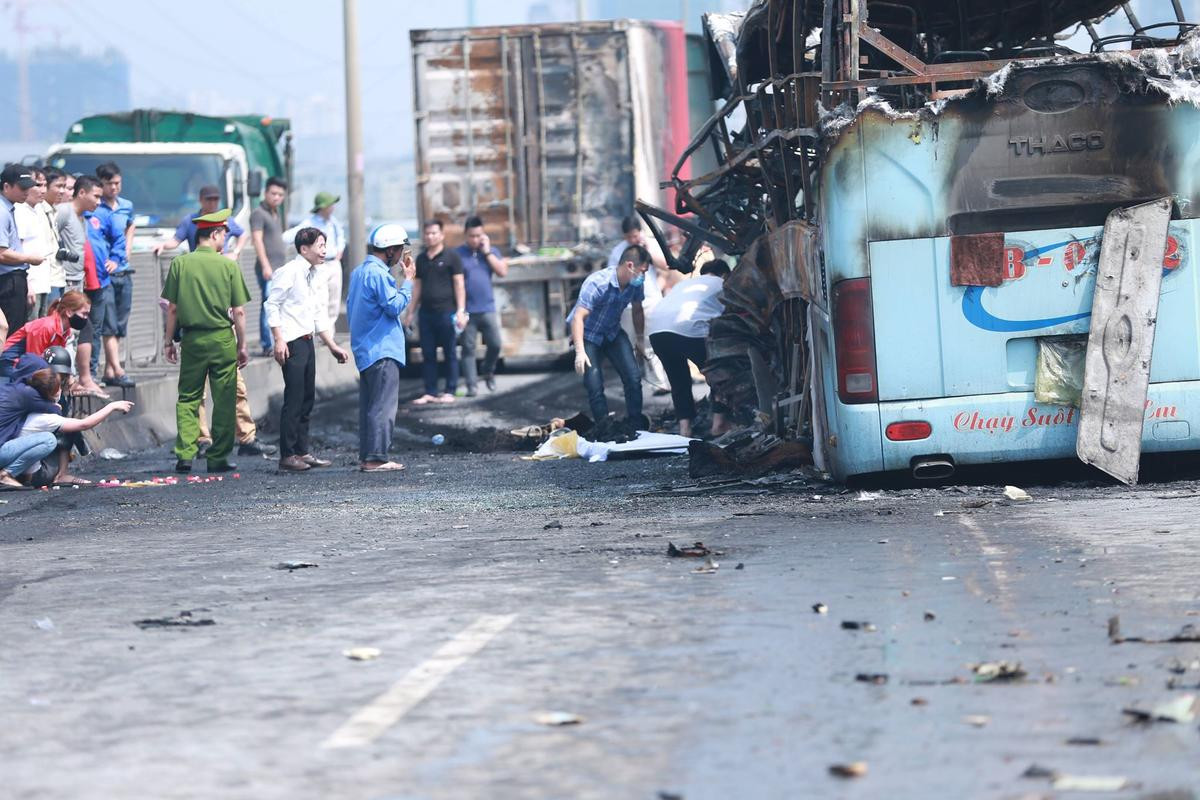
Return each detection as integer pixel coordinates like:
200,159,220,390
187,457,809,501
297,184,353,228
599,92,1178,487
0,291,106,397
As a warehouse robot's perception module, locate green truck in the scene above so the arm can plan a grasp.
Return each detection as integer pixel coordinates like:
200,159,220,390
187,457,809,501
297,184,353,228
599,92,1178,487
44,109,293,247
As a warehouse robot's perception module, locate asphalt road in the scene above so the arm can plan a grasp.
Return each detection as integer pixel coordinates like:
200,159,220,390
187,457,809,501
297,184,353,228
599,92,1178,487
2,373,1199,799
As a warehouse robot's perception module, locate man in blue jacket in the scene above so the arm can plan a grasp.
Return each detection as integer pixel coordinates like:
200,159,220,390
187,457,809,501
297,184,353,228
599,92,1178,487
346,223,415,473
0,354,61,489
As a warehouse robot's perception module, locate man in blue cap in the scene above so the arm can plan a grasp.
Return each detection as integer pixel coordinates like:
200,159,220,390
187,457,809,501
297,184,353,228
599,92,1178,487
0,353,61,489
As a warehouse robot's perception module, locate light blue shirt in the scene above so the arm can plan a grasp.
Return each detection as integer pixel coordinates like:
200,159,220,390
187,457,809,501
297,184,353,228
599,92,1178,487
346,254,412,371
566,266,644,345
0,195,22,277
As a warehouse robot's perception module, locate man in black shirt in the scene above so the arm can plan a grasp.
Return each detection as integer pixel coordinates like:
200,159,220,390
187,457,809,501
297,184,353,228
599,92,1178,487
406,220,466,403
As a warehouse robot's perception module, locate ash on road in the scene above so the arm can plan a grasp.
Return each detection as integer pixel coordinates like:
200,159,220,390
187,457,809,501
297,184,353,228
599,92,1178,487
2,371,1199,799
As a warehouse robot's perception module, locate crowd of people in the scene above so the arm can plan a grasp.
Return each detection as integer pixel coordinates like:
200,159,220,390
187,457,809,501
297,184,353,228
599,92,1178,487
0,156,730,486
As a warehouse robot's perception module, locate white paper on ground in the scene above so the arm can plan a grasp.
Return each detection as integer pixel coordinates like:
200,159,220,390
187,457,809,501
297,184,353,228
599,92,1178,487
578,431,695,462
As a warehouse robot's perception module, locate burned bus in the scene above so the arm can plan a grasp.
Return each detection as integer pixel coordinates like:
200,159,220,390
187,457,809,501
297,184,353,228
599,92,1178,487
640,0,1200,484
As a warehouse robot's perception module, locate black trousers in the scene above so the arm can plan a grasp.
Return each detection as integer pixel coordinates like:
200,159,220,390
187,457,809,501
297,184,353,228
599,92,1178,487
0,270,29,333
279,336,316,458
649,331,707,422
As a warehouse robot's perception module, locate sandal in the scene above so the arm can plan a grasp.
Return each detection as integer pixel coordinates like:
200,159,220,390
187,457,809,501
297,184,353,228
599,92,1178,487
359,461,406,472
54,475,93,486
411,394,437,405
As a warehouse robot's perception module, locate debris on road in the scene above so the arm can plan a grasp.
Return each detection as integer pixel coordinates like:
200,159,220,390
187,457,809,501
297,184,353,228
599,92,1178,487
693,558,720,574
812,603,827,614
855,673,888,685
963,715,990,727
1050,774,1129,792
1122,694,1198,724
431,434,445,446
688,432,812,479
1110,615,1200,644
667,541,710,558
1021,764,1057,780
734,562,744,570
841,621,877,632
971,661,1027,682
543,520,563,530
274,561,318,571
33,617,54,631
97,447,127,460
910,697,928,706
533,711,584,726
924,611,936,622
134,610,215,629
343,647,382,661
1003,486,1032,503
1065,736,1104,746
828,762,867,779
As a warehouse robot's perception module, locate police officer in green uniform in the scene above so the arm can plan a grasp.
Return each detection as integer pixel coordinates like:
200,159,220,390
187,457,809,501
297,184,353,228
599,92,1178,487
161,208,251,473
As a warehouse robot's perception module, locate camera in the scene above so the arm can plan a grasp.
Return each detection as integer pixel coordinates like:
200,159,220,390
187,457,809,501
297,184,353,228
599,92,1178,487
56,248,80,263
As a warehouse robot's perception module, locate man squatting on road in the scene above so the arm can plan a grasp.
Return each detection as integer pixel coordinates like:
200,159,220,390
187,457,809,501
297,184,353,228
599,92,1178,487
264,226,350,473
346,223,416,473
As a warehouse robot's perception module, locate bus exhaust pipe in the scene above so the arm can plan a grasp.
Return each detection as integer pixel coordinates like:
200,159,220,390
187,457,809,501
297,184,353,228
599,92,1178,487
912,457,955,481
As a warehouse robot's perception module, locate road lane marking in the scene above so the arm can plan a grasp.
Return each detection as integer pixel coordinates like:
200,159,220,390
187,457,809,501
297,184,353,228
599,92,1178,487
321,613,517,749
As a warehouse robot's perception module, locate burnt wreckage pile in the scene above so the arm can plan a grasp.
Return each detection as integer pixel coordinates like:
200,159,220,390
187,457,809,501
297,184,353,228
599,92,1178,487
636,0,1199,459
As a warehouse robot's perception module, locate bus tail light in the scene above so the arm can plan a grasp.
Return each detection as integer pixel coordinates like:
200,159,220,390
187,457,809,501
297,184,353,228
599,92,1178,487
886,421,932,441
833,278,878,404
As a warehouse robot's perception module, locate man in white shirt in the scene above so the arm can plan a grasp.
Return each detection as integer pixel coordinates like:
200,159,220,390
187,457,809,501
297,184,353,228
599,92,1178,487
14,169,57,317
264,226,351,472
646,259,731,437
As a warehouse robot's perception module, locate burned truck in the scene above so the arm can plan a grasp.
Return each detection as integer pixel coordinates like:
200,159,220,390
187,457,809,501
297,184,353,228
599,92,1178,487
410,20,692,361
640,0,1200,484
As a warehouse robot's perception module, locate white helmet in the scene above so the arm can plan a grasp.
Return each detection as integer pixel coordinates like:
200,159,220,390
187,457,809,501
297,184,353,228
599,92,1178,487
367,223,410,250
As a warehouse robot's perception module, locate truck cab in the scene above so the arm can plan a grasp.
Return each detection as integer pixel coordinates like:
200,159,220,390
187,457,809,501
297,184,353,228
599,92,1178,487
44,141,258,247
44,110,291,251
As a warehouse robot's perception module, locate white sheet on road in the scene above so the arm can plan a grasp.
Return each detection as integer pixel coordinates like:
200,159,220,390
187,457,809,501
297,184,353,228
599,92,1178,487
577,431,695,462
526,430,695,462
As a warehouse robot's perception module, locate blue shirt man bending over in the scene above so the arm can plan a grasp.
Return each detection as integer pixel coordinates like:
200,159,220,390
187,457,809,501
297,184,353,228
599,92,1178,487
346,223,415,473
566,244,649,423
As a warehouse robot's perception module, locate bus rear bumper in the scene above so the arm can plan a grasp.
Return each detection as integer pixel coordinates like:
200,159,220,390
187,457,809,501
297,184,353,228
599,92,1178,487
826,382,1200,478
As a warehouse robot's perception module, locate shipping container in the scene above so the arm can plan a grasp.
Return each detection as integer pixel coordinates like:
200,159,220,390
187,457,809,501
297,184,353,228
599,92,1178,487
410,19,690,360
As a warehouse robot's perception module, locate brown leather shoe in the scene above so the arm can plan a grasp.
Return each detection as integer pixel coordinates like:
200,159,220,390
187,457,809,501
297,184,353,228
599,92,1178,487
300,454,332,468
278,455,311,472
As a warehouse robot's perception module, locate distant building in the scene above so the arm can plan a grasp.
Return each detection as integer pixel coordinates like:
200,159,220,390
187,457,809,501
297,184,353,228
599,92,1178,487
0,47,130,142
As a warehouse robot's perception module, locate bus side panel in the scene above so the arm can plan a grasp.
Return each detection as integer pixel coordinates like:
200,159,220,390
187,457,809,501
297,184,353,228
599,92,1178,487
870,220,1200,404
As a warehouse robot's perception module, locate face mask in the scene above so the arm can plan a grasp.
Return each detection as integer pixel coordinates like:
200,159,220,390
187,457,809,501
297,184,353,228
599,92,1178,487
69,314,87,330
630,274,645,288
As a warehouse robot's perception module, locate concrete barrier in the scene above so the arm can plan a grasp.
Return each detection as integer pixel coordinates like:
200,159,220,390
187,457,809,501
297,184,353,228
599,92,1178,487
72,343,360,455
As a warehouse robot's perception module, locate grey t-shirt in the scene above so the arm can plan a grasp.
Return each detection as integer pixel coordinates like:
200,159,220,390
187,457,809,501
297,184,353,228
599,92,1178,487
250,204,286,278
55,203,86,283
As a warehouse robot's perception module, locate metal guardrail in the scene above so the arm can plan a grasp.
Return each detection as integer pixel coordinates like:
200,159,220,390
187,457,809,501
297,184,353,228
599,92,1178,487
125,248,266,369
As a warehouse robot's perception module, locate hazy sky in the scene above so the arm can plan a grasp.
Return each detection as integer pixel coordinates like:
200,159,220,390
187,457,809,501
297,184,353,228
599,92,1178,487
7,0,736,163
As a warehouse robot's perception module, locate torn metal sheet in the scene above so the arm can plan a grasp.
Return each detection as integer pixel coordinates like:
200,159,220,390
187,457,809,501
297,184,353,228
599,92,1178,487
1077,197,1172,485
950,233,1005,287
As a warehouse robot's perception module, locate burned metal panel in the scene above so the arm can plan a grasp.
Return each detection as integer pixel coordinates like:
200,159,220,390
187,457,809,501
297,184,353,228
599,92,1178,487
950,233,1004,286
821,61,1200,254
411,21,648,249
1077,197,1172,485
